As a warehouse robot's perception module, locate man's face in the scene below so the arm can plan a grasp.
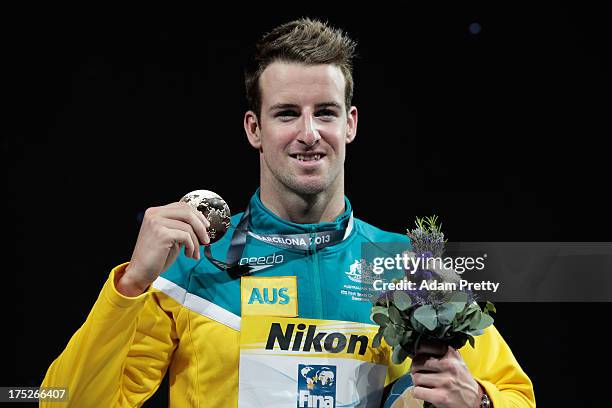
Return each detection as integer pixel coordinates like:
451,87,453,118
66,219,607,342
247,61,357,196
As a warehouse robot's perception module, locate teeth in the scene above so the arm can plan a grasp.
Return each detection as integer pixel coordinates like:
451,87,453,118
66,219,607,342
295,154,322,162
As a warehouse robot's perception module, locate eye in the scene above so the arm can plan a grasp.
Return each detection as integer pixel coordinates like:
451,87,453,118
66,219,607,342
276,110,299,121
316,109,338,120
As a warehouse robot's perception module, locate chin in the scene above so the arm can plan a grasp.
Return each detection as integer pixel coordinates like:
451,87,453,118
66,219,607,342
292,183,327,196
273,168,337,196
287,178,330,196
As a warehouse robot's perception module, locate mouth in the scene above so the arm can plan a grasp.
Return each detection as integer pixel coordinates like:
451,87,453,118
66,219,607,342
290,153,326,162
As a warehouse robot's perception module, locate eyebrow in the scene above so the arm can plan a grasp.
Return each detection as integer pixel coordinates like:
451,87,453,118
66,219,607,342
268,102,343,112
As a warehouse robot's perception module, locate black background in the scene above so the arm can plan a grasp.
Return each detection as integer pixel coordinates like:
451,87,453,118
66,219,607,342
3,3,611,406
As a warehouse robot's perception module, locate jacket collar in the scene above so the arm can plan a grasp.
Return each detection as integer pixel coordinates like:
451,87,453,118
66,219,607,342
247,188,353,237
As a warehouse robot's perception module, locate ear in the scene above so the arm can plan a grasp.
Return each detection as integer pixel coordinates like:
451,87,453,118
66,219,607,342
345,106,358,144
244,110,262,150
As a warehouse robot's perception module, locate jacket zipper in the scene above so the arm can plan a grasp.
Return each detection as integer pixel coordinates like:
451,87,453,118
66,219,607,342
310,227,323,318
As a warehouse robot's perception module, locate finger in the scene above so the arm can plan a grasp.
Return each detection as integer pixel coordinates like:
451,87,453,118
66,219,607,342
163,227,196,260
157,204,210,245
176,202,211,245
159,218,200,259
411,386,443,406
411,371,445,388
178,201,211,229
448,346,462,359
168,201,210,223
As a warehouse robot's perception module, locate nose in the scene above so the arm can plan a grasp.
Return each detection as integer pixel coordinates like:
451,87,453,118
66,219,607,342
297,113,321,147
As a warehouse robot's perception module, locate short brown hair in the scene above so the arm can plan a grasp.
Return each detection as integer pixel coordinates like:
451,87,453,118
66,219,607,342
245,18,357,118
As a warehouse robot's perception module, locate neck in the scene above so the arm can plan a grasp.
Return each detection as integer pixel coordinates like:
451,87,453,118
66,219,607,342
260,183,345,224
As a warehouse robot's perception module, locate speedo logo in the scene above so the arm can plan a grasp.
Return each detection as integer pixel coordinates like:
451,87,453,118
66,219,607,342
265,323,368,355
239,253,284,271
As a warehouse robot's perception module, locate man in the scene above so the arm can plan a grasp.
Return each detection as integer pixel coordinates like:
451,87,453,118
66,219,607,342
42,19,534,407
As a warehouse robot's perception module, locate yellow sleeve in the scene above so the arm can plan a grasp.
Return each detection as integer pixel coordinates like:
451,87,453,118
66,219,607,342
40,263,179,407
385,325,535,407
461,325,535,408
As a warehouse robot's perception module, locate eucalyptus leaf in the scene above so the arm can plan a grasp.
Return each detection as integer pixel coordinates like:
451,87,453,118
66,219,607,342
463,310,480,324
448,292,468,313
394,291,412,311
384,324,401,346
465,302,480,316
454,319,472,332
486,301,497,314
475,313,494,330
467,334,475,348
372,312,390,326
451,315,465,330
402,330,414,344
414,332,424,353
437,303,458,325
410,314,427,333
413,305,438,331
448,334,469,350
392,345,409,365
371,306,388,316
434,323,452,338
388,304,403,325
449,291,468,303
372,327,384,348
468,311,483,330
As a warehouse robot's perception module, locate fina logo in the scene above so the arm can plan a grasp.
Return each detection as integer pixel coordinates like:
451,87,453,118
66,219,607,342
345,260,362,283
297,364,336,408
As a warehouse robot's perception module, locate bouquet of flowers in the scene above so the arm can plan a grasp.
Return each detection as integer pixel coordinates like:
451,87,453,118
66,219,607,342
370,216,495,407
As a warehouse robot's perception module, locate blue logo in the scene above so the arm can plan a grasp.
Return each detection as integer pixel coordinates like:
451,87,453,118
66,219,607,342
297,364,336,408
248,287,290,305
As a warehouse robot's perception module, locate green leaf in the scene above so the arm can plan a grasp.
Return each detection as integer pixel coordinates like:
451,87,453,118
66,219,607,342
372,314,389,326
464,302,481,317
468,335,476,348
393,291,412,311
454,319,472,332
371,306,388,316
448,333,469,350
434,323,452,339
437,303,458,325
383,325,401,347
392,345,410,365
410,314,427,333
402,330,414,344
413,305,438,331
414,332,424,353
485,301,497,314
370,306,389,325
388,305,403,325
475,313,494,330
448,292,468,313
372,327,384,348
372,313,389,326
468,311,483,330
467,334,475,348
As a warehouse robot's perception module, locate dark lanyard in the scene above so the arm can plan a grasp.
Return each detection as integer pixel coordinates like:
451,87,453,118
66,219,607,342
204,205,353,278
